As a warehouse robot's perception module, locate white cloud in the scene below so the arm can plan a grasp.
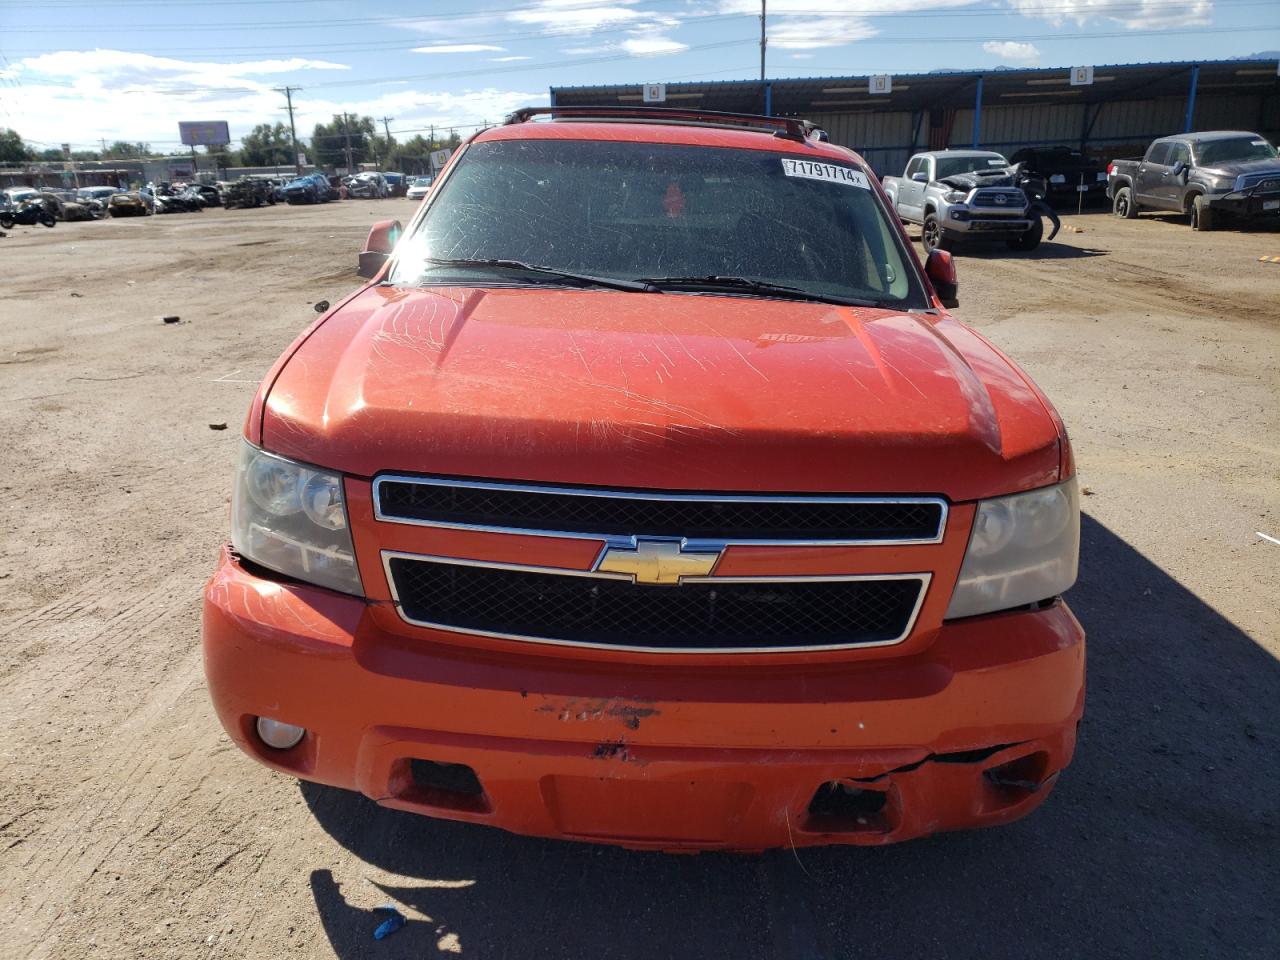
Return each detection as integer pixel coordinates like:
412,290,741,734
717,0,981,50
508,1,654,34
770,16,877,49
620,36,690,55
790,53,816,60
490,56,532,62
983,40,1040,61
411,44,506,54
3,49,544,147
1006,0,1212,28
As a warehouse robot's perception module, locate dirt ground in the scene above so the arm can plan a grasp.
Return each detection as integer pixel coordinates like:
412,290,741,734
1,200,1277,960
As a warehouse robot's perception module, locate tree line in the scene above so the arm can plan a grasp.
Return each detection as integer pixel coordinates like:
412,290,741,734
1,117,465,172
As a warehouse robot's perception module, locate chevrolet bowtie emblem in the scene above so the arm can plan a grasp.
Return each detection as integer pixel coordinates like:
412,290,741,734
597,540,720,585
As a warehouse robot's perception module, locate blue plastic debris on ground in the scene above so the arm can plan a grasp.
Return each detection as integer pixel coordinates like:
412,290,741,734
372,904,405,941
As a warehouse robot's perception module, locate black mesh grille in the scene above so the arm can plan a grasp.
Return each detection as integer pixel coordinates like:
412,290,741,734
387,557,923,650
377,480,943,542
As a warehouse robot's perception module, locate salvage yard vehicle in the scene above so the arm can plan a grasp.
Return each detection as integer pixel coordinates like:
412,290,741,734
406,176,433,200
283,173,334,204
0,194,57,228
225,178,277,209
107,191,153,217
153,184,203,214
883,150,1046,253
204,105,1084,852
190,183,222,207
1010,145,1108,205
344,171,389,199
77,186,120,217
1107,130,1280,230
38,190,97,222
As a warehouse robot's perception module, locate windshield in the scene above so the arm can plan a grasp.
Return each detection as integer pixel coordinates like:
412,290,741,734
1196,137,1277,165
390,138,922,307
934,154,1009,179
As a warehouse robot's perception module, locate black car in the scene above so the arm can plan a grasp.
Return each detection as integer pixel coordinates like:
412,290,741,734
190,184,222,207
1009,146,1108,205
152,183,204,214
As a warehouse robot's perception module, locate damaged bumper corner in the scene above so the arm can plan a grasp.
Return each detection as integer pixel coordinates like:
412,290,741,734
203,546,1085,851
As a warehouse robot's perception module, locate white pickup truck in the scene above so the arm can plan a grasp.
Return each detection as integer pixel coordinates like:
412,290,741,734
883,150,1047,253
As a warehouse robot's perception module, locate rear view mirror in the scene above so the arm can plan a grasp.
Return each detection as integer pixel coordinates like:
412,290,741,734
358,219,403,279
925,249,959,309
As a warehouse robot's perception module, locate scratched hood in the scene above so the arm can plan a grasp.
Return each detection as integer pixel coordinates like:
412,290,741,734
261,285,1062,500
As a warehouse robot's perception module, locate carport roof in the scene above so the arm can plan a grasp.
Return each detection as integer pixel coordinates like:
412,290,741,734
551,59,1280,114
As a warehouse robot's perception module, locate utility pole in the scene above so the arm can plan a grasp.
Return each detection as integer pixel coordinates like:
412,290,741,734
341,112,354,174
379,115,394,170
274,85,302,174
759,0,767,81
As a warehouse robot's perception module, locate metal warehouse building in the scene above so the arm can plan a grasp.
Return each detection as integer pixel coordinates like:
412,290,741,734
551,59,1280,176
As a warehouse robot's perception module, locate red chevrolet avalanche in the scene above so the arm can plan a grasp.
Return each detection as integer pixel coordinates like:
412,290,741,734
202,107,1084,851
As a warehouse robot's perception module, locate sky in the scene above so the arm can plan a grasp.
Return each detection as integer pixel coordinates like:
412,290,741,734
0,0,1276,155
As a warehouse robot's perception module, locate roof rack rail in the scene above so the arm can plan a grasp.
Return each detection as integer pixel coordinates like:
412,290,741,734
502,105,823,143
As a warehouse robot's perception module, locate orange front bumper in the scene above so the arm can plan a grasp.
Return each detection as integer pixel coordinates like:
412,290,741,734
203,548,1085,851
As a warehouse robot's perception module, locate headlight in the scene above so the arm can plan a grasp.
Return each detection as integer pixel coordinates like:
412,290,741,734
945,479,1079,619
943,189,968,203
231,440,363,595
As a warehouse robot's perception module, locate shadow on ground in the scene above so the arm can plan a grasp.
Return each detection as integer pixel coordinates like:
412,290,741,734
303,514,1279,959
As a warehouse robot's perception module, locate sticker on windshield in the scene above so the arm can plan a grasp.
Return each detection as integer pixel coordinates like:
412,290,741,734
987,159,1006,165
780,159,869,189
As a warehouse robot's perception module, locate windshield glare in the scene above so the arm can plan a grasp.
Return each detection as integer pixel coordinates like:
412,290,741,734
1196,137,1277,166
934,154,1009,179
391,139,923,307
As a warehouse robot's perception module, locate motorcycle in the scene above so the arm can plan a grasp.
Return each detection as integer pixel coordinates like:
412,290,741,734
0,196,57,229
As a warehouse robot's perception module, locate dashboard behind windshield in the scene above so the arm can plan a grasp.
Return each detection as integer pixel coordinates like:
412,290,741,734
391,138,925,308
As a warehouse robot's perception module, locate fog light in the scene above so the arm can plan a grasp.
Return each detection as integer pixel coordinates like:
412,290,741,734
255,716,306,750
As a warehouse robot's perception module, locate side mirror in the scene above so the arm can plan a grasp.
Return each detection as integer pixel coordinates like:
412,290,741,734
910,171,929,183
925,249,959,309
358,218,402,279
1170,160,1187,178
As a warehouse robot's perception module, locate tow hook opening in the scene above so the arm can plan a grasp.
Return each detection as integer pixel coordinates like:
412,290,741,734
805,780,892,833
395,758,491,814
985,751,1051,800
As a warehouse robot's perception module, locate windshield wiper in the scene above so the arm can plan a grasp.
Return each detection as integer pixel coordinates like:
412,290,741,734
421,257,655,293
638,275,880,308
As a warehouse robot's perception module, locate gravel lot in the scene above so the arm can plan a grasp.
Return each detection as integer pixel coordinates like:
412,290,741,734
1,201,1277,959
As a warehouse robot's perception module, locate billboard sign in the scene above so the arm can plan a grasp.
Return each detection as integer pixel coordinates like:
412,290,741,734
178,121,231,147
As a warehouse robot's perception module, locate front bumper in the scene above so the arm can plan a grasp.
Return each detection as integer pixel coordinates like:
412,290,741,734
943,206,1033,235
203,547,1085,851
1208,189,1280,219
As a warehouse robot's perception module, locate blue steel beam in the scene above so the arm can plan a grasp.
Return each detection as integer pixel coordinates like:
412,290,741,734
972,75,984,148
1184,64,1199,132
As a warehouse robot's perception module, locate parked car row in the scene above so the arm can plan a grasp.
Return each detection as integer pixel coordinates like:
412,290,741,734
2,169,433,231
